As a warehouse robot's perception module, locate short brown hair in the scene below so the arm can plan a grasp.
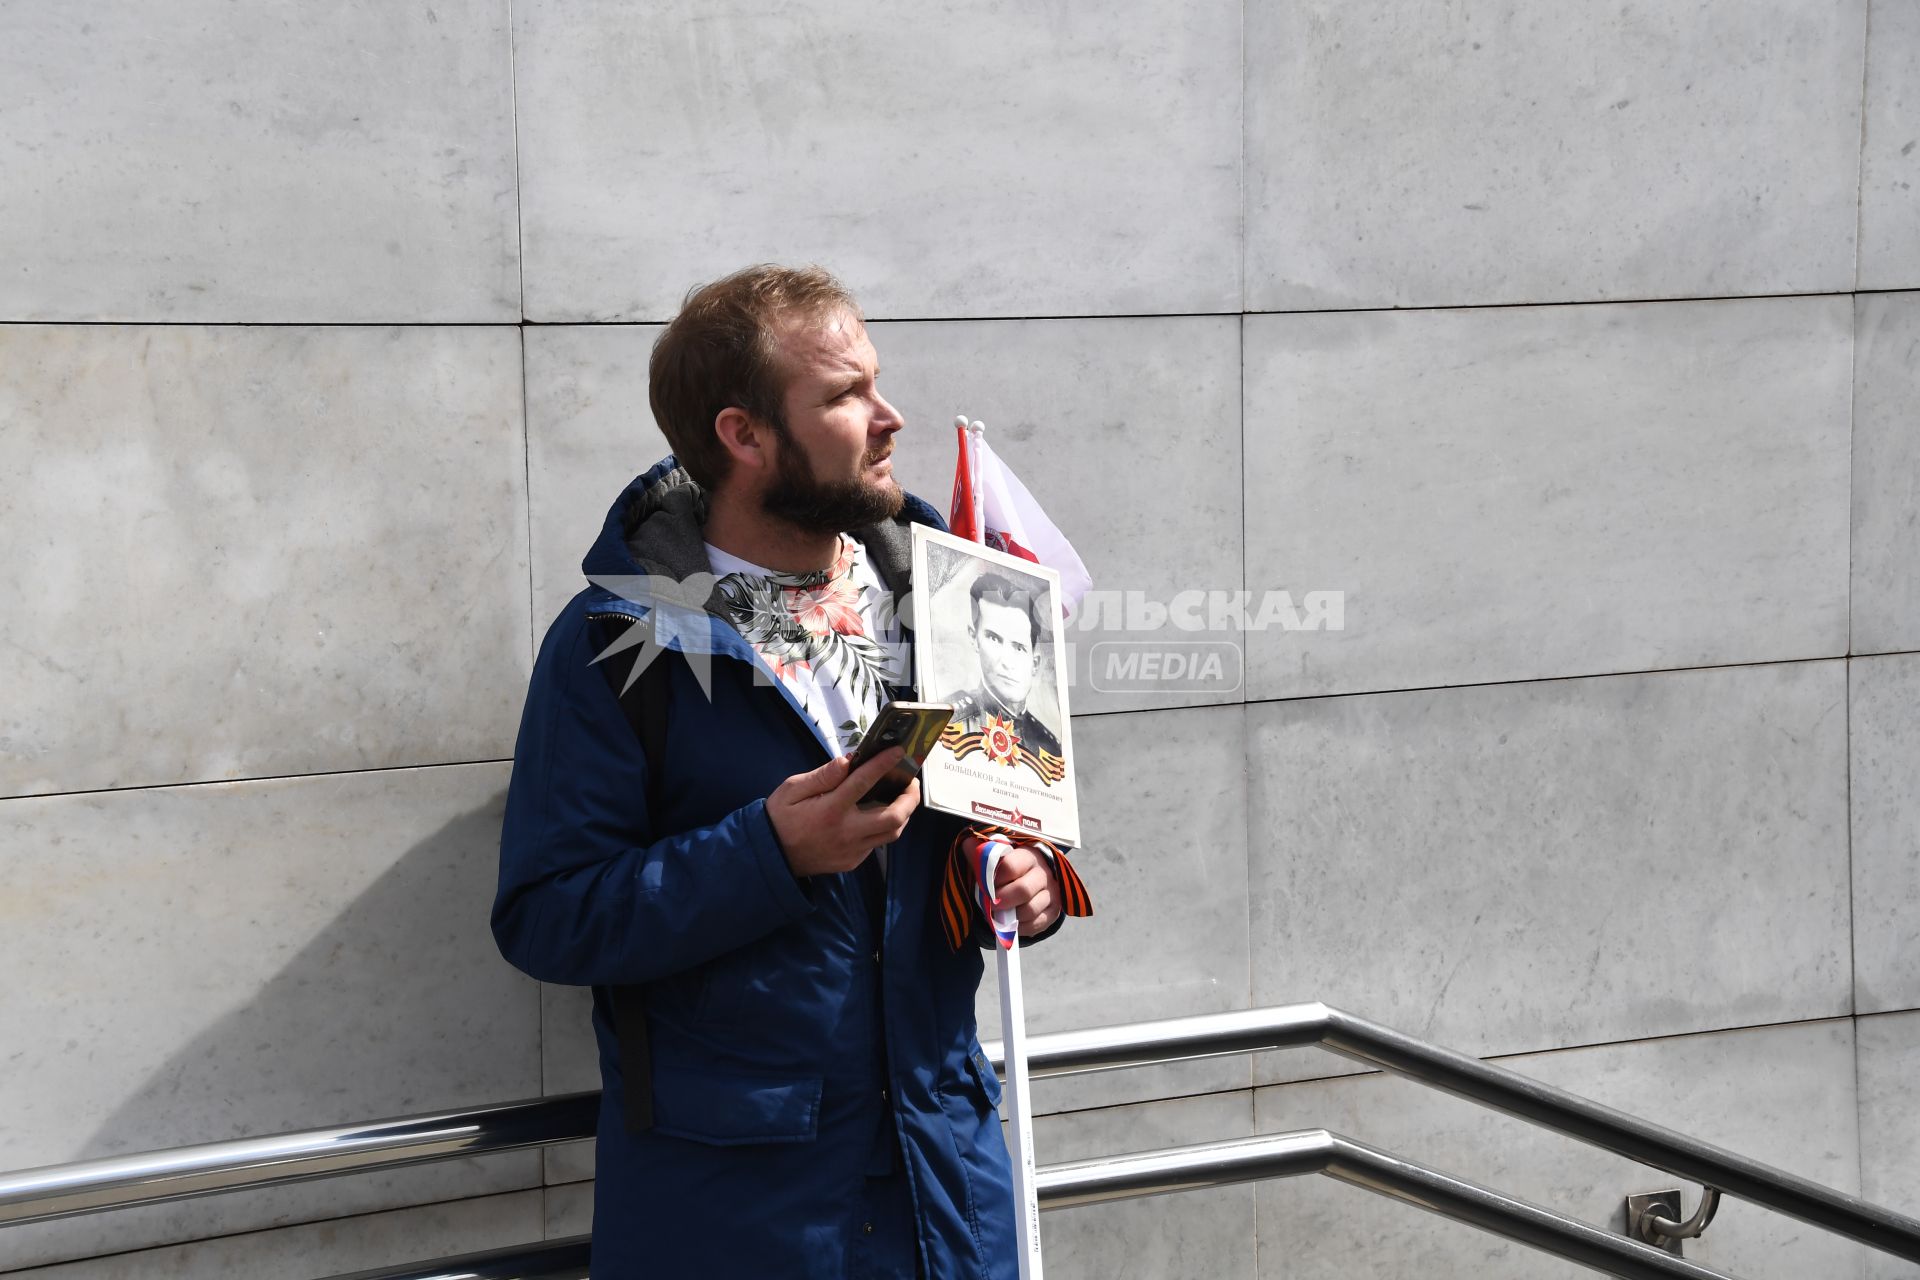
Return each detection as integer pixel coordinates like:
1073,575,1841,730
648,264,861,490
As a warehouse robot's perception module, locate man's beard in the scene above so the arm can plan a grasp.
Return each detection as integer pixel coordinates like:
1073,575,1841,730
761,428,905,532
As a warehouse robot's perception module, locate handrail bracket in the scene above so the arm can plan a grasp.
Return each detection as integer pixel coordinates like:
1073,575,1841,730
1628,1185,1722,1256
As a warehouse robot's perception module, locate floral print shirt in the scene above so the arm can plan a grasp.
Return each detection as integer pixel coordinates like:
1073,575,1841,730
706,535,909,759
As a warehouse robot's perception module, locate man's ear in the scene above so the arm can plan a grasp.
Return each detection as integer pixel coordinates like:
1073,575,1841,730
715,407,774,476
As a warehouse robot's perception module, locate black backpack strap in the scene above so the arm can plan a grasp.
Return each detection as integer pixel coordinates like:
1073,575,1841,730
592,615,673,1135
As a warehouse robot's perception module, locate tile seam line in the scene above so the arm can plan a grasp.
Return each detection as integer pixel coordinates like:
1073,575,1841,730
1087,647,1914,721
1245,1009,1877,1094
1851,0,1873,293
0,1181,547,1277
1844,282,1861,1227
5,286,1911,330
1857,1005,1920,1022
13,645,1920,802
0,757,515,804
1014,1010,1889,1126
504,0,537,684
505,0,527,323
1849,662,1866,1209
787,285,1892,322
516,326,538,673
655,288,1877,324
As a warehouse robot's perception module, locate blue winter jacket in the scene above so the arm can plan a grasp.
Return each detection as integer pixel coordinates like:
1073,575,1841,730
493,458,1039,1279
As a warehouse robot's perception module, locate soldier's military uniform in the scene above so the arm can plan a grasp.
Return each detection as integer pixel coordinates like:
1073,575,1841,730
948,685,1062,759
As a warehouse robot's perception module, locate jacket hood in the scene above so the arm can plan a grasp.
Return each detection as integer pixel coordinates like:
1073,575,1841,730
581,453,946,599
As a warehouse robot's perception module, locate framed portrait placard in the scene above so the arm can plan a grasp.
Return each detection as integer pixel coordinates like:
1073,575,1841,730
910,524,1080,848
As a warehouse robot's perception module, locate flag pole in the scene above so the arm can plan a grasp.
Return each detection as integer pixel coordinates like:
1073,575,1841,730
962,415,1045,1280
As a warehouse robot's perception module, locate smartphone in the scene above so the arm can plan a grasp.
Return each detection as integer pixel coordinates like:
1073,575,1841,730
850,701,955,807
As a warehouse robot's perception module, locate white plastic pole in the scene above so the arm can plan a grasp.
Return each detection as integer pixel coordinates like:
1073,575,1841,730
993,895,1044,1280
961,415,1044,1280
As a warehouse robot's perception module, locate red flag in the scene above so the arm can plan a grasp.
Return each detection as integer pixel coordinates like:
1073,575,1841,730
949,421,981,543
947,422,1092,615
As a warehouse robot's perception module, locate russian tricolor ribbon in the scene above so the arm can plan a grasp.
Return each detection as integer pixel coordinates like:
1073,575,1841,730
975,839,1020,950
940,826,1094,951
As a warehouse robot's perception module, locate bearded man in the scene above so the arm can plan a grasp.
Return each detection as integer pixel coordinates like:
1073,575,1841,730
492,265,1081,1279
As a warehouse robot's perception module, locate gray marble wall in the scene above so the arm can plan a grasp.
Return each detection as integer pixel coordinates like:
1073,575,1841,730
3,1,1915,1277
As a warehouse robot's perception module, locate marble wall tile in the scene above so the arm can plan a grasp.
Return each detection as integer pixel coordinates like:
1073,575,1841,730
1242,297,1853,700
544,1181,594,1241
5,1190,546,1280
0,325,531,798
0,764,543,1269
1860,0,1920,290
1245,0,1866,310
512,0,1241,321
524,325,671,635
880,317,1246,716
1247,661,1852,1080
1852,294,1920,655
540,983,599,1186
1858,1011,1920,1280
1253,1020,1863,1279
1852,654,1920,1014
976,705,1252,1115
1036,1091,1257,1280
0,3,518,323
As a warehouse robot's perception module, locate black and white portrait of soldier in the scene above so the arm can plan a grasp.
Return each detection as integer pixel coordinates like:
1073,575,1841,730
914,531,1068,765
912,524,1078,843
948,570,1062,759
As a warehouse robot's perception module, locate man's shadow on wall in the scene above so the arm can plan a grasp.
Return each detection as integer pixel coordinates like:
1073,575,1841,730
7,789,547,1271
84,790,537,1157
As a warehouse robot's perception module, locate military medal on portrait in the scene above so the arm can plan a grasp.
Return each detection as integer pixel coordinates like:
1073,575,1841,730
909,524,1080,848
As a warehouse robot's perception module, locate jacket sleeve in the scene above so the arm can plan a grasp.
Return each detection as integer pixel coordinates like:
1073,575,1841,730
491,609,815,987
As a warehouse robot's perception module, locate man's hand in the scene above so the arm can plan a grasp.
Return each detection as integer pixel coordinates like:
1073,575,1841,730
767,748,920,879
971,833,1061,937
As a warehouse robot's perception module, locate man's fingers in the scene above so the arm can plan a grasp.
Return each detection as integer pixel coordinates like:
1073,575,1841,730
1017,884,1053,925
849,776,920,843
786,755,852,800
987,848,1064,932
990,845,1040,887
991,862,1049,910
842,745,909,799
992,854,1057,930
880,776,920,823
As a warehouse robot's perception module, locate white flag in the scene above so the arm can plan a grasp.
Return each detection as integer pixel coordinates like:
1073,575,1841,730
950,426,1093,616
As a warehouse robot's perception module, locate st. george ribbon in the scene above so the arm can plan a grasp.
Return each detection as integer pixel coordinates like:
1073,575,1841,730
962,416,1046,1280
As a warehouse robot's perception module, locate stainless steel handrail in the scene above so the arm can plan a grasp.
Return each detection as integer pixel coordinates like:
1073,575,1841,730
334,1130,1737,1280
978,1001,1920,1263
0,1094,598,1227
1036,1128,1740,1280
4,1000,1914,1268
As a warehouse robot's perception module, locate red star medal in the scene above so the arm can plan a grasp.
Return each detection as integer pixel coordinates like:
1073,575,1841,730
982,715,1022,767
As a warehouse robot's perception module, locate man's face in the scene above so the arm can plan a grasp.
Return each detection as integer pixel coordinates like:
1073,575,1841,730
759,308,906,532
972,597,1038,711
